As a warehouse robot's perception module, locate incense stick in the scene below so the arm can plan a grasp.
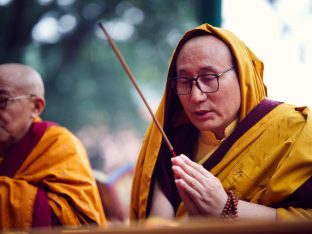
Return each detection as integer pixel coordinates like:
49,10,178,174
98,22,176,157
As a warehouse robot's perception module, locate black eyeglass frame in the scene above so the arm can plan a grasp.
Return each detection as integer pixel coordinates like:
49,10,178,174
169,65,236,95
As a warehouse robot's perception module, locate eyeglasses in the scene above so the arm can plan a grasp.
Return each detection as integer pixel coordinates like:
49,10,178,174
169,65,235,95
0,94,36,110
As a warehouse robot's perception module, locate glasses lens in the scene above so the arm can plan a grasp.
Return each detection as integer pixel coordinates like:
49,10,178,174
170,75,219,95
197,75,218,93
174,78,191,95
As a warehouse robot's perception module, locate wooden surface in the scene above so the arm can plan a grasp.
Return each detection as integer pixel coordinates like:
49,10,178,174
5,219,312,234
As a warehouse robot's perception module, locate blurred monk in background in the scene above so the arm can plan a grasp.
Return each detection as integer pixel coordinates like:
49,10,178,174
131,23,312,222
0,63,106,230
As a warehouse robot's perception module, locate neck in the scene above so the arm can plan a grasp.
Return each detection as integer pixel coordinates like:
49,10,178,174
215,131,225,140
210,118,239,141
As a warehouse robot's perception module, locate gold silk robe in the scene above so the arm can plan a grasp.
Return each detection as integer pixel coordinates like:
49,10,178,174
0,119,106,230
130,23,312,222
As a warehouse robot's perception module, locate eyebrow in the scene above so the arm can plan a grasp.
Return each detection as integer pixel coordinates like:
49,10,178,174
177,66,218,76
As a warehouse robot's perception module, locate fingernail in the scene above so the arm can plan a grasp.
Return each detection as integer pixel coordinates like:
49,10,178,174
172,165,178,171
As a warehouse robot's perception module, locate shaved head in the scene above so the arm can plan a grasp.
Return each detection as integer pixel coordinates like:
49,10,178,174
0,63,45,98
0,63,46,152
177,35,235,74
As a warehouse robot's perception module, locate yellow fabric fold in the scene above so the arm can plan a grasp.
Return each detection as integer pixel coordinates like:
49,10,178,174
196,119,238,163
130,23,312,222
0,123,106,229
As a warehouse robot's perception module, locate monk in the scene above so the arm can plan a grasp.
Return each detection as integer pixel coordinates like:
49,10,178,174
0,63,106,230
130,23,312,222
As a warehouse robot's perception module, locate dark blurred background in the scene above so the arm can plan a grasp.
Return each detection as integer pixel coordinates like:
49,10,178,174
0,1,222,220
0,0,222,132
0,0,223,173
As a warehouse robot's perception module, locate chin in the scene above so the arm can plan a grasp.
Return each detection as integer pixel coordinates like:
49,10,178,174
193,122,218,132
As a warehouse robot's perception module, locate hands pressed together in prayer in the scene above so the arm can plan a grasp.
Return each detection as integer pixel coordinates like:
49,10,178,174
171,155,228,217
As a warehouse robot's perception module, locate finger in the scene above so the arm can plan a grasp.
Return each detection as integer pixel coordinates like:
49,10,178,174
180,155,213,177
172,156,209,186
172,165,205,193
172,166,204,200
172,156,204,178
176,177,216,216
175,179,201,216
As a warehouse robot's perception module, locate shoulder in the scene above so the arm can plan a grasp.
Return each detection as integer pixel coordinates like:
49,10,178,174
40,122,78,142
273,102,311,123
268,102,312,140
37,122,88,157
15,121,91,176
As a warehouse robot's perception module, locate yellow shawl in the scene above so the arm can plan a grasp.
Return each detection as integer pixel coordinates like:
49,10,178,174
0,119,106,230
130,23,312,221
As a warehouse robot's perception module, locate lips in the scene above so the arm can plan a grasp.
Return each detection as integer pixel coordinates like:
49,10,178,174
195,110,208,115
193,109,213,120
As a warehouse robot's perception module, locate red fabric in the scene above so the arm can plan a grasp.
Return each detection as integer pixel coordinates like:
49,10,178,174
0,121,56,177
0,120,57,228
32,188,52,228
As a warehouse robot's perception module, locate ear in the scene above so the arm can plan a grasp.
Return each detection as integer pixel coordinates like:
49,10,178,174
31,97,46,119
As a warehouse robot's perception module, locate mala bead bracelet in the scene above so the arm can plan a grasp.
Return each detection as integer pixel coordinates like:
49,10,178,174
221,190,239,219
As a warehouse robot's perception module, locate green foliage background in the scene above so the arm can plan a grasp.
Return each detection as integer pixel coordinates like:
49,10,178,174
0,0,213,134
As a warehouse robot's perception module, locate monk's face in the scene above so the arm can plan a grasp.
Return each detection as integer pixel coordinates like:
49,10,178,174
176,35,241,139
0,72,37,152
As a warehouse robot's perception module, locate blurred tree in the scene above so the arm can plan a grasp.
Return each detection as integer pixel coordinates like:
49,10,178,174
0,0,219,135
198,0,222,27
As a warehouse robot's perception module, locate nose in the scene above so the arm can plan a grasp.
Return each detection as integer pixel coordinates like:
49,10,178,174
190,81,207,102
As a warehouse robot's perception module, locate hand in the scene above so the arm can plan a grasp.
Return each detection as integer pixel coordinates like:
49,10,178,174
171,154,228,217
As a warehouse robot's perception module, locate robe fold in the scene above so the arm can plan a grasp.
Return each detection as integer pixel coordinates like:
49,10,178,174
0,119,106,230
130,23,312,222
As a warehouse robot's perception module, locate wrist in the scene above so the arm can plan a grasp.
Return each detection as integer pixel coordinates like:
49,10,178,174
220,190,239,219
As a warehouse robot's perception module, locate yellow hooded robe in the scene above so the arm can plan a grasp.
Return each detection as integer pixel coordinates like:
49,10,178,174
130,23,312,222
